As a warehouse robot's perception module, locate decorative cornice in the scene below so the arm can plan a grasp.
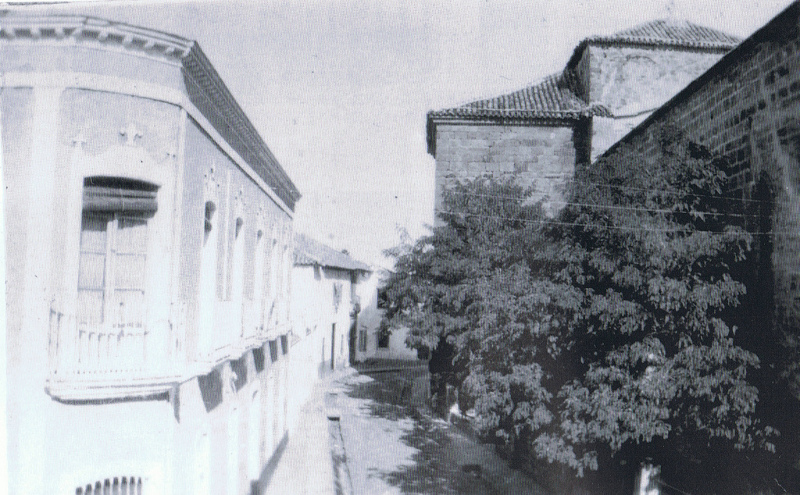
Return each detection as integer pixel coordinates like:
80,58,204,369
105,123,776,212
0,15,192,61
181,44,301,211
203,163,221,199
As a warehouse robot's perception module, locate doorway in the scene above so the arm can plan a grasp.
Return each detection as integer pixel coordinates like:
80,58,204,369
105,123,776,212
331,323,336,370
349,315,357,365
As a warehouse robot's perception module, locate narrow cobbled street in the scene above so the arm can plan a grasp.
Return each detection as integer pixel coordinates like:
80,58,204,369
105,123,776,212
327,362,546,495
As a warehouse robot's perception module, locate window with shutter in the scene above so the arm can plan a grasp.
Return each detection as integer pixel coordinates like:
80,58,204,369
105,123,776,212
77,177,157,332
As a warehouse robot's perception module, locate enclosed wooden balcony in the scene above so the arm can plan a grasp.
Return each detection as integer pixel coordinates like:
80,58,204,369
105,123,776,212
46,300,182,400
45,279,291,400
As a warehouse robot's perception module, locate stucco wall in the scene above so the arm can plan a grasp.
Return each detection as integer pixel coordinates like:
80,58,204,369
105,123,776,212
172,344,289,495
434,123,578,217
1,86,47,495
290,264,354,373
1,88,33,375
182,118,292,359
353,271,384,361
597,6,800,338
0,43,184,92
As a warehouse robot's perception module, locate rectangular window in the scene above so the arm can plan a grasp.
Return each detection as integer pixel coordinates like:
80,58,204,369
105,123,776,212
253,347,266,373
77,178,156,331
377,287,388,310
269,340,279,363
378,332,390,349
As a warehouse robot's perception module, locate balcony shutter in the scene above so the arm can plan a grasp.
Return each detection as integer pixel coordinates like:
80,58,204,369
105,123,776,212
83,185,157,213
82,177,158,213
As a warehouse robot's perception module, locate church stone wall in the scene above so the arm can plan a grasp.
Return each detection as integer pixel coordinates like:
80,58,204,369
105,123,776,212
433,123,580,218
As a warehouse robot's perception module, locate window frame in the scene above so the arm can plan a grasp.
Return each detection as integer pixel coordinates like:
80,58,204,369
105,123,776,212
76,177,158,333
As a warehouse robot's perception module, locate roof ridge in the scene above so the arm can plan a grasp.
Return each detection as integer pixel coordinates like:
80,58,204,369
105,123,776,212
593,17,742,45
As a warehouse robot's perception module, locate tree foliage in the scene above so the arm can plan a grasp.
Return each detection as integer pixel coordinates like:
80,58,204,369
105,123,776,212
382,125,779,489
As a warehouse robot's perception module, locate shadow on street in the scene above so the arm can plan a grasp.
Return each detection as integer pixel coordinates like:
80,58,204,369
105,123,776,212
337,362,545,495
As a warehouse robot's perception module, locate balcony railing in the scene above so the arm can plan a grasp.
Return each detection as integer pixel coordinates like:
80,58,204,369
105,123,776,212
46,295,289,399
46,301,179,400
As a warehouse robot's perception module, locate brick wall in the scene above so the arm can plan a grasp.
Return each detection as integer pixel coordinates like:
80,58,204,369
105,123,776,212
434,123,582,218
596,3,800,334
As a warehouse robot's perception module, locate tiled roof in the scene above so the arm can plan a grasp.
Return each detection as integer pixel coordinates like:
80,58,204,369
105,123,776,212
428,71,608,121
568,19,741,67
294,234,371,272
426,18,740,156
426,70,609,154
608,19,742,47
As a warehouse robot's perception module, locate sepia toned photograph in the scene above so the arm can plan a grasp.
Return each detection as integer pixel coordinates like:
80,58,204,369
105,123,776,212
1,0,799,493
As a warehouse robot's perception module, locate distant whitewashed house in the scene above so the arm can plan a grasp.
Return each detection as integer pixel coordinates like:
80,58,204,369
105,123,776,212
289,235,418,374
288,234,371,416
371,280,419,361
2,15,301,495
290,234,371,368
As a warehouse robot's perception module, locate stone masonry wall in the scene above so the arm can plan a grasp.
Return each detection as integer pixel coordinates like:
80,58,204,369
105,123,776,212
434,123,579,219
588,44,728,160
597,5,800,334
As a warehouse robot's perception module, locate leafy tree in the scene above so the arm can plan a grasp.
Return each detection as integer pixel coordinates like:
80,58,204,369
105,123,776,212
382,177,588,474
535,127,773,490
381,179,563,419
382,125,776,491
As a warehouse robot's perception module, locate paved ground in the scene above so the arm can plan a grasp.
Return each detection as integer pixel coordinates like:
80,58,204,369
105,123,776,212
334,362,547,495
264,361,546,495
263,370,343,495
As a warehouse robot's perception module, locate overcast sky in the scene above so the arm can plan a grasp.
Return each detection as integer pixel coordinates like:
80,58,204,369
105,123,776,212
10,0,794,267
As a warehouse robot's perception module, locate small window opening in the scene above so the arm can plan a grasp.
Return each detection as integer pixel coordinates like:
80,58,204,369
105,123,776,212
204,201,216,241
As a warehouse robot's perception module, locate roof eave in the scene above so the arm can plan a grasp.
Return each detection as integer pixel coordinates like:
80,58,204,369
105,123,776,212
426,111,584,157
0,14,193,60
181,44,301,210
0,15,302,211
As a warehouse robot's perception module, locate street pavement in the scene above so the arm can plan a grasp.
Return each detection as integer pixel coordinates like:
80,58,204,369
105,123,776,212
263,361,547,495
263,368,351,495
336,362,547,495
